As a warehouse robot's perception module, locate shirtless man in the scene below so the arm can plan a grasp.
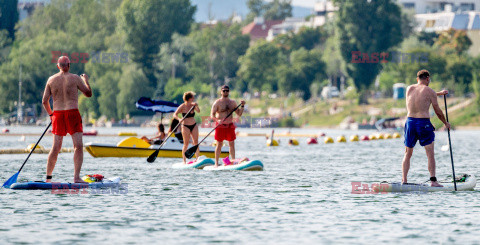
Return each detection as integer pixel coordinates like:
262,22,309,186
402,70,450,187
42,56,92,183
210,85,246,167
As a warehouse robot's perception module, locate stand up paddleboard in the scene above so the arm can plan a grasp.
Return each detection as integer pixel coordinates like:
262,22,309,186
10,177,121,190
203,160,264,171
373,174,476,193
171,157,215,169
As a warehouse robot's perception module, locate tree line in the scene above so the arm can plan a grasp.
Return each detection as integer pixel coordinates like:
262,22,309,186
0,0,479,121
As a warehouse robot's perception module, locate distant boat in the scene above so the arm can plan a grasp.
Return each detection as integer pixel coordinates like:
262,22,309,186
375,117,403,131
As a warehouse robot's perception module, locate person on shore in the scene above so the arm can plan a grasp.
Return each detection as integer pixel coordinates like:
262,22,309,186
402,69,450,187
41,56,92,183
173,91,200,164
210,85,245,167
141,123,165,145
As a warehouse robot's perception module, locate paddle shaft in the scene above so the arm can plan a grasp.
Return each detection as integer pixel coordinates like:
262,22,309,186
444,95,457,191
18,122,52,172
196,103,242,146
147,104,195,162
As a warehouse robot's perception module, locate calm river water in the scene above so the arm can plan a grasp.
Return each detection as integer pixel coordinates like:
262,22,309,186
0,126,479,244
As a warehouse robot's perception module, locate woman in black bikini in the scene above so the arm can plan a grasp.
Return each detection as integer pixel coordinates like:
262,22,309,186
173,91,201,164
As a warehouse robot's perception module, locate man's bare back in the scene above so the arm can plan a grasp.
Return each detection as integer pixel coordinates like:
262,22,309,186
406,84,436,118
43,73,91,111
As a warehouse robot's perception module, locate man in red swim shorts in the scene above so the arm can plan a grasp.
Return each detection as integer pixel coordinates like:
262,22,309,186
210,85,246,167
42,56,92,183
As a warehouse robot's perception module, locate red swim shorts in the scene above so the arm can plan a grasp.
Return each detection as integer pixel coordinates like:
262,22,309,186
51,109,83,136
215,123,236,142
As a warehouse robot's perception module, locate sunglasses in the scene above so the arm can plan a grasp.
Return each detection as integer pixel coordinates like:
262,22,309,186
222,90,229,92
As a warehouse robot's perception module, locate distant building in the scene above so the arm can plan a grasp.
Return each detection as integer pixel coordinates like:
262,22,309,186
242,17,283,41
414,8,480,56
313,0,337,27
266,18,314,41
397,0,480,14
415,11,480,32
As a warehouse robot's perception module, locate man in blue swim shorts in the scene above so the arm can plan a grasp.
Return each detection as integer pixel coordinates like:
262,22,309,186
402,70,450,187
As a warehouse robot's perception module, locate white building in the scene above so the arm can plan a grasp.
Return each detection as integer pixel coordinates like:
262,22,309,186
266,18,314,41
313,0,337,27
415,11,480,32
397,0,480,13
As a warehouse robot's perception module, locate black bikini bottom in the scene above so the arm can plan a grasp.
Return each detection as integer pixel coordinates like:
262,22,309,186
183,123,197,132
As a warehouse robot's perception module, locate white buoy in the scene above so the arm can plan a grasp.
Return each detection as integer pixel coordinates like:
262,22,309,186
18,135,26,142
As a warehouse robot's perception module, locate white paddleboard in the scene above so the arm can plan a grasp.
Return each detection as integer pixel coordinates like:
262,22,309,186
373,174,476,192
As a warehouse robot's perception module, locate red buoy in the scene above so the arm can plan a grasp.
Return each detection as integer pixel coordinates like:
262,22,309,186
307,137,318,144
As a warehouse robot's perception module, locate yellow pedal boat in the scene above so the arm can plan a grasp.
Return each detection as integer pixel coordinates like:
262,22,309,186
85,137,229,158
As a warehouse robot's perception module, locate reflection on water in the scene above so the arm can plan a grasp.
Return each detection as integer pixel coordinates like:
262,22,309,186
0,127,479,243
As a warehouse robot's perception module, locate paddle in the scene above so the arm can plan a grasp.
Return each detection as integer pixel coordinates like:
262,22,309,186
147,104,195,163
444,95,457,191
184,103,242,159
2,122,52,188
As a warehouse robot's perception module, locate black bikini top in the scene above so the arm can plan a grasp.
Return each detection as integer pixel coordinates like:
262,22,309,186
182,110,195,118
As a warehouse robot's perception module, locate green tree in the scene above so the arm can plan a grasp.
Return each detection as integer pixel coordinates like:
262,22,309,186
246,0,264,22
381,48,448,88
436,29,472,55
96,71,121,119
246,0,292,21
400,8,415,39
118,0,196,88
446,58,473,96
0,30,77,114
0,0,19,40
17,0,72,40
116,65,152,118
417,31,439,46
0,30,12,64
237,40,285,92
155,33,195,97
274,27,327,52
473,73,480,106
188,23,249,95
277,48,326,99
79,89,100,120
334,0,403,104
322,35,347,92
264,0,292,21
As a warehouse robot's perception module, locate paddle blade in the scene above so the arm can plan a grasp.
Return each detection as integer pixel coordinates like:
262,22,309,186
185,145,199,159
2,172,20,188
147,149,160,163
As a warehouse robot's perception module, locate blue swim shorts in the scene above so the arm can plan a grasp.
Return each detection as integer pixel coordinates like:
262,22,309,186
404,117,435,148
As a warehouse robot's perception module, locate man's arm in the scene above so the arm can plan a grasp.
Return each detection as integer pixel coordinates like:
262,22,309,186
210,101,218,121
78,74,92,97
42,80,53,116
436,90,448,96
430,90,450,129
234,100,246,116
